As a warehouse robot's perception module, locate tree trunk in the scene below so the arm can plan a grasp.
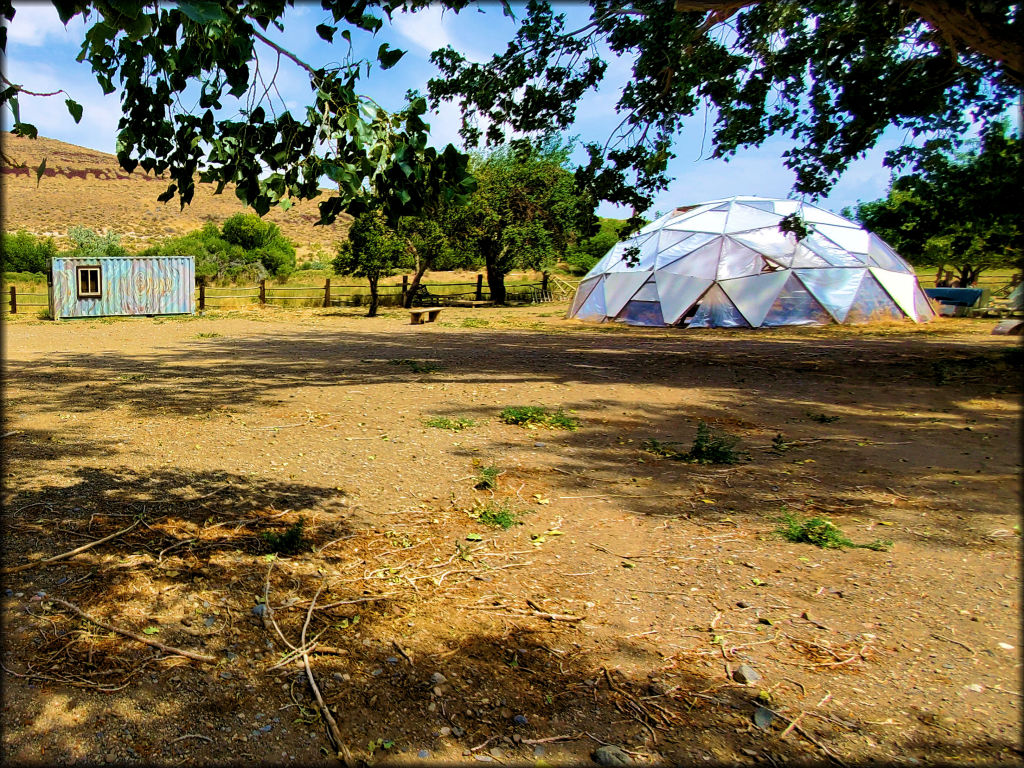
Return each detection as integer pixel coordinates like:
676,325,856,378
486,261,506,305
404,262,430,309
368,275,380,317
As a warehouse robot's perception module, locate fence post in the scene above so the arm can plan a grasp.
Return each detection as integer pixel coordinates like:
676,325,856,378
401,275,408,304
475,274,483,301
9,285,15,314
259,279,266,304
542,271,549,295
324,278,331,308
198,279,205,311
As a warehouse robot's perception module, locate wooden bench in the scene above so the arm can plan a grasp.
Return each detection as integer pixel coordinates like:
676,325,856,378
410,308,443,324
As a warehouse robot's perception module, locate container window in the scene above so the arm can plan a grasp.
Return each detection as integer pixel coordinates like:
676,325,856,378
77,266,101,299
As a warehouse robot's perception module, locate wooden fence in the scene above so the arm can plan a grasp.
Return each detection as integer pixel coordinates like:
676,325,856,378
6,274,565,314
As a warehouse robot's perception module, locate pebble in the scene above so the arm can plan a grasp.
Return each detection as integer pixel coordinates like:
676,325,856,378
220,671,232,679
965,684,984,693
533,746,546,757
386,656,400,664
534,442,547,448
105,751,117,763
452,726,465,738
4,589,12,597
418,750,430,759
733,664,761,684
753,706,775,730
439,727,452,737
592,745,632,766
371,667,383,677
251,604,266,617
431,672,447,685
433,686,444,697
513,714,528,726
489,747,505,758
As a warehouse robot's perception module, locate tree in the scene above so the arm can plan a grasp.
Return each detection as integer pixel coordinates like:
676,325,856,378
849,122,1023,286
450,141,596,304
394,210,475,308
332,210,404,316
1,2,1019,224
1,230,58,274
67,226,128,259
564,217,628,275
221,213,297,277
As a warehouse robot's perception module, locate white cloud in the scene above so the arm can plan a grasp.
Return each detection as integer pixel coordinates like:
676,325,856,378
5,2,83,47
391,5,456,57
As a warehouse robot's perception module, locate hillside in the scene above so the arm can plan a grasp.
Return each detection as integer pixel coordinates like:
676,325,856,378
1,135,350,256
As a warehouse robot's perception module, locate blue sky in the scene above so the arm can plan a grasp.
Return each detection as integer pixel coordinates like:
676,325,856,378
3,2,911,219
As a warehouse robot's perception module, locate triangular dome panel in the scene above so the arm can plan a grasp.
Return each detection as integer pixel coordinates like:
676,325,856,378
913,285,937,321
867,234,910,273
844,272,905,323
724,203,785,233
655,233,718,268
570,275,601,316
608,232,658,272
688,284,750,328
804,232,865,266
794,268,866,322
660,238,722,278
869,267,920,320
603,271,653,317
762,273,834,326
654,274,713,324
814,223,870,255
720,270,791,327
673,209,728,234
731,228,798,263
718,238,768,279
573,276,607,321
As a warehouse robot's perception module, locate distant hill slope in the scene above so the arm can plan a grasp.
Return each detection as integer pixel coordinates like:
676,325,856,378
1,135,350,255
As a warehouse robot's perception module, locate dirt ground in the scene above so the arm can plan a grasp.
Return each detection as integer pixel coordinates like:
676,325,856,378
2,303,1021,767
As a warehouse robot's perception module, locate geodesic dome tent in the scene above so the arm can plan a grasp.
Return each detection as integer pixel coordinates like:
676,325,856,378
568,196,936,328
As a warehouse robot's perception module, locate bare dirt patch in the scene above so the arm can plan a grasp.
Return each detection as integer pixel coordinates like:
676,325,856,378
2,305,1021,766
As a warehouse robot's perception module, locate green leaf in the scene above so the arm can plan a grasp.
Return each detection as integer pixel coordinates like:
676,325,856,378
465,533,483,541
35,158,46,186
142,626,160,635
377,43,405,71
65,98,83,124
9,93,20,124
177,1,226,24
316,24,335,42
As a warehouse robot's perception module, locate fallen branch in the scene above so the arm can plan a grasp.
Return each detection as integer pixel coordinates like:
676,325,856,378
169,734,213,744
525,599,585,622
521,734,581,745
931,633,976,655
2,519,140,575
48,597,215,663
301,582,352,766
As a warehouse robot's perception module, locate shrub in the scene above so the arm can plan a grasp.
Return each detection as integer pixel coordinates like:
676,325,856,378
67,226,128,259
777,511,892,551
643,422,747,464
475,501,520,529
1,230,57,273
499,406,579,430
424,416,476,431
474,465,501,490
261,518,308,554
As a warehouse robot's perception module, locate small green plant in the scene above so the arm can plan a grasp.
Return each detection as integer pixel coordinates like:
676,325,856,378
499,406,579,431
473,501,516,532
461,317,490,328
261,518,308,554
685,422,746,464
195,332,222,339
474,465,501,490
777,511,892,551
771,433,794,453
807,411,839,423
389,358,440,374
424,415,476,431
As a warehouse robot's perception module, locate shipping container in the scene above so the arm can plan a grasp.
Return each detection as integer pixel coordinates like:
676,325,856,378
49,255,194,320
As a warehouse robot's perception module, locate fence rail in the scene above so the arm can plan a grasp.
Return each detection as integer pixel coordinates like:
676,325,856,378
7,274,559,314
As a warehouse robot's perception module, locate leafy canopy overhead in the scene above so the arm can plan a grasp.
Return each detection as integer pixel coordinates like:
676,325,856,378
850,122,1023,285
1,0,1020,223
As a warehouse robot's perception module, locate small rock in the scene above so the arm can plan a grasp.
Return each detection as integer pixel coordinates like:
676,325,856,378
203,616,216,627
439,727,452,737
741,748,758,757
489,747,505,758
512,734,522,744
431,672,447,685
14,593,23,598
418,750,430,759
427,703,437,712
433,686,443,697
474,756,493,763
513,714,528,726
341,673,351,682
592,745,632,766
251,604,266,617
225,651,238,661
500,707,512,719
452,726,465,738
371,668,383,677
647,680,667,696
332,672,344,681
534,442,547,448
386,656,400,664
753,706,775,730
105,751,117,763
220,671,232,679
4,589,12,597
733,665,761,685
533,746,545,757
736,601,750,609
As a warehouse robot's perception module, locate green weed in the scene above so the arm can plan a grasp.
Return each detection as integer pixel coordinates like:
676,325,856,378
644,422,746,464
195,332,222,338
771,433,795,453
461,318,490,328
777,511,892,551
261,518,308,554
475,501,520,530
424,415,476,431
499,406,579,431
641,438,686,460
474,465,501,490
